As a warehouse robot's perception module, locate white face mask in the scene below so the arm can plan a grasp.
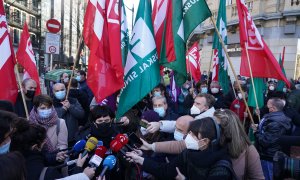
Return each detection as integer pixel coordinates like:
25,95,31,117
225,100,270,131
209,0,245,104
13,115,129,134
140,127,148,136
190,105,201,115
283,88,287,93
211,88,219,94
63,77,69,83
184,133,200,150
237,93,243,99
174,130,184,141
269,85,275,91
282,100,286,107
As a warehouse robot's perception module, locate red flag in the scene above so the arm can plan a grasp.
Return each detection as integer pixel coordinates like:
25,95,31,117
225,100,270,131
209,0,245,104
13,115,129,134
83,0,123,102
212,49,219,81
0,0,18,102
186,42,201,82
153,0,175,62
237,0,290,87
16,23,41,95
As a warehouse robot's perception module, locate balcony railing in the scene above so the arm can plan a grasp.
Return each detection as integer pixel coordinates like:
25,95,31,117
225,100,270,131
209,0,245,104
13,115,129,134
5,0,40,16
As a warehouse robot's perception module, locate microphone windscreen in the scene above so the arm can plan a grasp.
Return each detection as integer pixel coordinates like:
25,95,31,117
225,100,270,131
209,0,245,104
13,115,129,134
97,141,103,147
73,140,86,153
95,146,107,158
115,134,129,145
103,155,117,170
110,139,123,153
85,137,98,152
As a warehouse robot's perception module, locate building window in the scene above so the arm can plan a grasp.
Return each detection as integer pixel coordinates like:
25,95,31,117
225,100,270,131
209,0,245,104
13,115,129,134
30,16,36,28
13,29,20,44
247,1,253,11
231,6,237,17
226,0,233,6
21,12,26,25
13,9,20,23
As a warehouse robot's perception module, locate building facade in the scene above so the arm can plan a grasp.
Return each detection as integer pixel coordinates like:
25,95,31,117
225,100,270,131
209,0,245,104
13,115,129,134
4,0,41,72
194,0,300,80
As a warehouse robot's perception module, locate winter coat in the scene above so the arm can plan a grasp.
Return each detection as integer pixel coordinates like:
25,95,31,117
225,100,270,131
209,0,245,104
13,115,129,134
14,92,33,118
68,89,90,126
53,97,85,144
143,147,233,180
79,80,94,104
255,111,292,160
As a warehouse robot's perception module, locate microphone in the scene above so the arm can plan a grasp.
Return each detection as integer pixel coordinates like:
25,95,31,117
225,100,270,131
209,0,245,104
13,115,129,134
68,139,86,155
88,146,107,168
110,139,126,156
97,141,103,147
115,134,134,151
99,155,117,177
82,137,98,157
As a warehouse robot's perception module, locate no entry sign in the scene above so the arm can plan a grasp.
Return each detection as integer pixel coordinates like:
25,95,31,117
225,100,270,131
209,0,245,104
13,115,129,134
46,19,61,33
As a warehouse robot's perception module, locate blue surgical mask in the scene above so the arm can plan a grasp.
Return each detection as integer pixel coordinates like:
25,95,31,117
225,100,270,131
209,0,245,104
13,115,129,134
153,91,162,97
201,87,208,94
174,130,184,141
38,108,52,118
55,90,66,100
154,107,165,117
75,75,81,82
0,140,11,154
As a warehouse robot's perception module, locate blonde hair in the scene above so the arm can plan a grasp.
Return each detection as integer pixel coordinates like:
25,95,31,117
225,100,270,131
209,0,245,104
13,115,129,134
214,109,250,158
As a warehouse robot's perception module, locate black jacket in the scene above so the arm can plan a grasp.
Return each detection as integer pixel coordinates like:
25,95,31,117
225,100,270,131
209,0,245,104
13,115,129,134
53,97,85,144
22,150,62,180
211,92,230,109
143,147,232,180
255,111,292,160
14,92,33,118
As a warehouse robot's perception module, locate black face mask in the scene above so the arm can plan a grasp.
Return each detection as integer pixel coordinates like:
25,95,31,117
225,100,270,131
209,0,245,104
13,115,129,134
91,122,114,138
25,90,36,99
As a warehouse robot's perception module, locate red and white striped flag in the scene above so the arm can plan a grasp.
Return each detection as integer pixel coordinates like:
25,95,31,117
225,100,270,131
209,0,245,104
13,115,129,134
83,0,123,102
0,0,18,102
212,49,219,81
16,23,41,95
186,42,201,83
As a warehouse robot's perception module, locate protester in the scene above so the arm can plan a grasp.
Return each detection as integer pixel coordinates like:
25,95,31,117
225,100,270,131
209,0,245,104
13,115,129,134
14,78,37,117
126,117,234,179
0,100,14,112
76,70,94,104
30,94,68,152
76,105,119,148
255,97,292,180
209,81,230,109
68,78,90,127
0,152,26,180
52,83,85,145
0,110,17,154
152,96,178,120
230,86,249,129
60,72,70,86
138,110,161,143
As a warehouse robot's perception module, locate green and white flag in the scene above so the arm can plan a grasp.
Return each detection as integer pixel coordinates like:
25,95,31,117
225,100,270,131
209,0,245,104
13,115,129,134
248,78,265,108
116,0,160,118
212,0,229,94
120,0,129,67
183,0,212,41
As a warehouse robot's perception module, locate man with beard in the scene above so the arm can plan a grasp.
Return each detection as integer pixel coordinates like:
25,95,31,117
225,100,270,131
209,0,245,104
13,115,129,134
15,78,37,117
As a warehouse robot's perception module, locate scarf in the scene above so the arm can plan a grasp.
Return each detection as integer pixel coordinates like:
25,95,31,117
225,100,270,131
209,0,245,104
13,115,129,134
29,107,58,152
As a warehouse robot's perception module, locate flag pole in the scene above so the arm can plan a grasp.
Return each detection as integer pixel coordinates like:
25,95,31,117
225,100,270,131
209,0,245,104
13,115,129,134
210,16,254,124
65,35,84,99
186,38,194,89
206,48,214,84
14,64,29,119
245,42,260,121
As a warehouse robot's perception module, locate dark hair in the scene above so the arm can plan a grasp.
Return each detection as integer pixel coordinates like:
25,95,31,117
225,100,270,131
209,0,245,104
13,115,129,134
60,73,70,79
79,70,86,77
154,83,166,93
0,100,14,112
0,110,17,144
10,119,46,152
0,152,26,180
33,94,53,108
70,78,78,88
90,105,115,121
189,117,216,143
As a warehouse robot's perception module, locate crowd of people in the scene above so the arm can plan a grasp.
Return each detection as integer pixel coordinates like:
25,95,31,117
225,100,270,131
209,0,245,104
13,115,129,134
0,69,300,180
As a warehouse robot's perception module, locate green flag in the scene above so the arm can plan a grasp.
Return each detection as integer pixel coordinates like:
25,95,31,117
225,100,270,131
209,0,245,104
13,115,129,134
183,0,212,41
276,52,287,91
159,0,187,86
212,0,229,94
116,0,160,118
120,0,129,67
248,78,265,108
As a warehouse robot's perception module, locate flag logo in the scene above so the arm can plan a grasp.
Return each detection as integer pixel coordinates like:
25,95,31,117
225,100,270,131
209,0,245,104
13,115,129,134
0,15,11,70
